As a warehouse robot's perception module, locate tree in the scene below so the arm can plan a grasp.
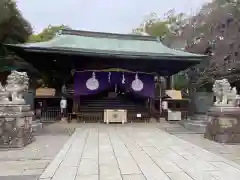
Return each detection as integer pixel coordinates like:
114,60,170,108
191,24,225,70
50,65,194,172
0,0,32,44
133,10,188,38
134,1,240,113
133,11,189,89
132,12,170,37
0,0,33,73
28,25,71,42
173,72,189,90
162,0,240,114
178,0,240,89
137,1,240,92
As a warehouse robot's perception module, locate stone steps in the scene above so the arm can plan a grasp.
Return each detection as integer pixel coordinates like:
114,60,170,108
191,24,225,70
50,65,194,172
181,114,209,133
80,97,148,113
191,114,209,121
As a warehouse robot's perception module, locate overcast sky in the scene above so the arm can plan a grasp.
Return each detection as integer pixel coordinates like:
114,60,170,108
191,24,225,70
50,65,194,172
16,0,210,34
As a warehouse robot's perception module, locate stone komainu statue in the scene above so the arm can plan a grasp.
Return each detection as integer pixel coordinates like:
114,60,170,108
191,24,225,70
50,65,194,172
0,70,29,104
212,79,239,106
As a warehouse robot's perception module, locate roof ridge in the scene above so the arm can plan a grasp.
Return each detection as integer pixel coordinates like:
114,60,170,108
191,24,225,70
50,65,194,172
60,29,159,42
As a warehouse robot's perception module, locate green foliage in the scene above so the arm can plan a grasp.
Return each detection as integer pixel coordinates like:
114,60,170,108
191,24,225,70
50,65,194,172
0,0,32,71
132,12,170,37
133,10,189,90
145,21,170,37
28,25,71,42
133,10,187,38
0,55,25,72
0,0,32,44
173,73,188,90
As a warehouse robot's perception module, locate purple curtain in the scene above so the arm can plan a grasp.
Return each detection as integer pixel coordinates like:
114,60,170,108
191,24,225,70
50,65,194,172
74,71,155,98
124,73,155,98
74,71,111,96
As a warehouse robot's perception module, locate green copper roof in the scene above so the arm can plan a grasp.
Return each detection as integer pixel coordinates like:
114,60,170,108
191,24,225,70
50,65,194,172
4,29,208,76
6,29,206,60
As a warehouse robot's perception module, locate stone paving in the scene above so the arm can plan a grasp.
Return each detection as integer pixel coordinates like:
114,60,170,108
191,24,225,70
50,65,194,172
0,135,69,178
158,121,240,165
38,124,240,180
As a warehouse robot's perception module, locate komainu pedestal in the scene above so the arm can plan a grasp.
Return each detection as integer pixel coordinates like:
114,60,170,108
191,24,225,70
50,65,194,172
0,71,35,148
0,105,35,148
204,107,240,143
204,79,240,143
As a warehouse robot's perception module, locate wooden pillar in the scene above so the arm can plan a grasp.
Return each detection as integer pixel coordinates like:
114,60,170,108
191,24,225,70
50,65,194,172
166,76,174,90
72,96,80,113
159,83,162,116
150,98,155,118
155,75,163,118
149,98,152,113
171,75,174,89
71,69,80,113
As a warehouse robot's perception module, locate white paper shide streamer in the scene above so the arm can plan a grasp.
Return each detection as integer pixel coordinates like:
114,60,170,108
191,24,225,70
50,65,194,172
122,73,125,84
108,72,111,83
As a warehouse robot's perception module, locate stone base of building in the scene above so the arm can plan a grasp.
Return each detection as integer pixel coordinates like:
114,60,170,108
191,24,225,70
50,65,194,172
0,105,35,148
204,106,240,143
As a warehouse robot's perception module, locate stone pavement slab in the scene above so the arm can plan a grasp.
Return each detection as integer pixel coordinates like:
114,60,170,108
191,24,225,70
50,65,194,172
38,124,240,180
77,158,98,175
158,121,240,165
0,135,69,178
122,174,146,180
167,172,193,180
0,175,38,180
0,135,69,161
75,174,98,180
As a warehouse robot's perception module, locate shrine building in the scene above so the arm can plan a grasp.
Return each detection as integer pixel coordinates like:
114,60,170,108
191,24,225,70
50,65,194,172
4,29,207,123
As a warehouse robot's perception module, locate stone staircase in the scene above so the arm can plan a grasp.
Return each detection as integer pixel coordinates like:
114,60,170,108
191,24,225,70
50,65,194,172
80,97,147,112
79,92,150,122
181,114,209,133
